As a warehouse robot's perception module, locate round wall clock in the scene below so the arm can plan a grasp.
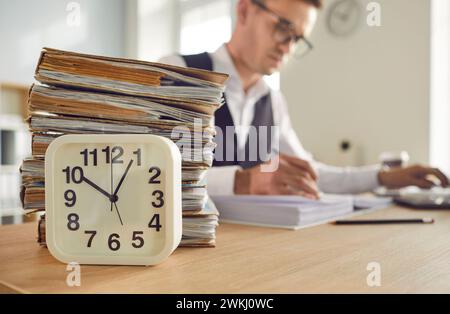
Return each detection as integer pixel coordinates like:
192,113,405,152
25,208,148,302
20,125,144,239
326,0,362,37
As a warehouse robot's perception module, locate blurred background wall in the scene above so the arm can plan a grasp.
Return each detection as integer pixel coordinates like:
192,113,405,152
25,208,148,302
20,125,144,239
0,0,126,84
282,0,431,166
0,0,449,213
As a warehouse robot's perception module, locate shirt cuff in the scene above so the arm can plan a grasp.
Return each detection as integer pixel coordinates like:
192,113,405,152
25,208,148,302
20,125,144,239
316,163,382,194
206,166,242,196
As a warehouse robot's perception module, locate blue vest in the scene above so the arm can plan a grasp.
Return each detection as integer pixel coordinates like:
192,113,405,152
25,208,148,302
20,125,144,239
182,52,274,169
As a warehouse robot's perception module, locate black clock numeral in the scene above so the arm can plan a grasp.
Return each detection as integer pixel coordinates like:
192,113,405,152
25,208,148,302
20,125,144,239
80,149,88,165
152,190,164,208
62,167,70,183
102,146,111,163
111,146,124,164
62,166,84,184
102,146,124,164
84,230,97,248
67,213,80,231
148,166,161,184
64,189,76,207
108,233,121,251
133,149,142,166
80,148,97,166
132,231,144,248
148,214,162,232
71,167,84,184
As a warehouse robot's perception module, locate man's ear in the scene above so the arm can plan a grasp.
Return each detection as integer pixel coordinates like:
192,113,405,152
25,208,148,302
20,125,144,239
236,0,251,26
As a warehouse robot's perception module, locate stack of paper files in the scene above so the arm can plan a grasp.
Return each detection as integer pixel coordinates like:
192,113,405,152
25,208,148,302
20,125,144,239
21,47,228,247
211,194,355,229
21,158,209,212
37,197,219,248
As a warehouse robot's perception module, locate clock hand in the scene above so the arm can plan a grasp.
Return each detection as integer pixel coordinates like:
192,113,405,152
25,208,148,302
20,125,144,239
82,176,114,201
113,201,124,226
341,1,356,20
110,157,113,212
336,11,349,21
112,159,134,197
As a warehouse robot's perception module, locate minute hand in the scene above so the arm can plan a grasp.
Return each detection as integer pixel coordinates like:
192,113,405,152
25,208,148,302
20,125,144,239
113,159,134,197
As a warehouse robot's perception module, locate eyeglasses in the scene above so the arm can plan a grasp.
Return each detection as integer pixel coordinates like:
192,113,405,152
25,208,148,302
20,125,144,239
251,0,313,58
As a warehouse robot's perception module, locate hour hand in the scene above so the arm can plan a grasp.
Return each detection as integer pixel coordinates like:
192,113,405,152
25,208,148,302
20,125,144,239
82,176,115,201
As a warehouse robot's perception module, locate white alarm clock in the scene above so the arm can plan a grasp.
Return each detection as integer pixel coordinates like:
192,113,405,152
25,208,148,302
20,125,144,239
45,134,182,266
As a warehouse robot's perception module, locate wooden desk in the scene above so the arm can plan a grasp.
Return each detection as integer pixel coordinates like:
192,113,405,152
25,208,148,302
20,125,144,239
1,206,450,293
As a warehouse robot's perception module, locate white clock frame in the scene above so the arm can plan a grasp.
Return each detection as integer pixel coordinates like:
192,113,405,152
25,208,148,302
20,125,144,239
45,134,182,266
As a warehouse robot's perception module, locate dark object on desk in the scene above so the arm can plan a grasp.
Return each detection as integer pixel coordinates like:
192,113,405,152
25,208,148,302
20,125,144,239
333,218,434,225
0,213,40,226
394,193,450,209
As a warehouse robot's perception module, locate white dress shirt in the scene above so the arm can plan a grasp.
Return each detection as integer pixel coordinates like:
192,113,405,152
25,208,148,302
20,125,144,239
159,44,381,195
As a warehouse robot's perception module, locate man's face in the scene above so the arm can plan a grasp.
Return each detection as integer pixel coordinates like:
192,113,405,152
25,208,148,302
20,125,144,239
241,0,318,75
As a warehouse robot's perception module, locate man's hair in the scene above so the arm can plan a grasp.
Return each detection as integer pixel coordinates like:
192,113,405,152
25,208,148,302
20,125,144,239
301,0,323,9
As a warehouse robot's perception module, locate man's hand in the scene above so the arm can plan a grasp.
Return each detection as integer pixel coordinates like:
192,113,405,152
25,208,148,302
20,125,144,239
234,154,319,199
378,165,449,189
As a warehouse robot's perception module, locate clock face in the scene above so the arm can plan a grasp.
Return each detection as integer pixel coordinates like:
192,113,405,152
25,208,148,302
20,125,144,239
45,134,182,265
326,0,361,37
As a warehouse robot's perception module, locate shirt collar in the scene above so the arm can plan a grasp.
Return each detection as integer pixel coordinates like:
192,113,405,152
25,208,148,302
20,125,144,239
210,44,270,100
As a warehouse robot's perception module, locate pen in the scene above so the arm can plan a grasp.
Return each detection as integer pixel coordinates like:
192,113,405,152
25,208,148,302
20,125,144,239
333,218,434,225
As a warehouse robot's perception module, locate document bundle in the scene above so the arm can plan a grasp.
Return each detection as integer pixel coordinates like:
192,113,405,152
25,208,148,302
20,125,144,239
21,48,228,247
211,194,392,229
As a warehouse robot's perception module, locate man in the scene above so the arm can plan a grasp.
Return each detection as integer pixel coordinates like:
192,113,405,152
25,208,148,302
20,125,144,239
160,0,449,198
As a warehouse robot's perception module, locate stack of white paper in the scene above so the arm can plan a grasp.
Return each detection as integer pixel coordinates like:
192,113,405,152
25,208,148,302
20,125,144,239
211,194,354,229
